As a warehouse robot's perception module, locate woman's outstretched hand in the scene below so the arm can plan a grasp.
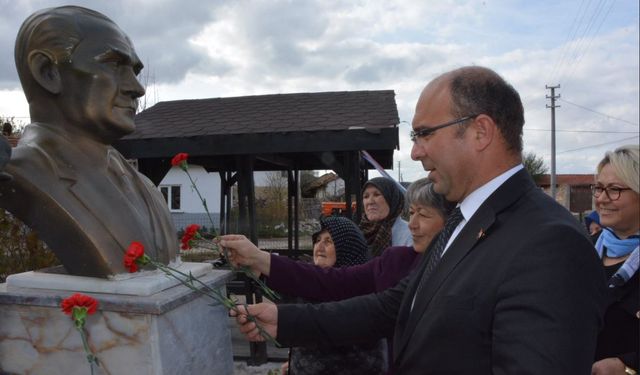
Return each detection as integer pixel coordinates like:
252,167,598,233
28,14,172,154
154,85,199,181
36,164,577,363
219,234,272,276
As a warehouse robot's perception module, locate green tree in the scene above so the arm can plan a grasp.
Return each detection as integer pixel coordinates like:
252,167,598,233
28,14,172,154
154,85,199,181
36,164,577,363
523,151,548,182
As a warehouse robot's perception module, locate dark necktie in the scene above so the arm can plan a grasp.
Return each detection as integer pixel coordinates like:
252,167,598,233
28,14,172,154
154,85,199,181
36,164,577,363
412,207,464,306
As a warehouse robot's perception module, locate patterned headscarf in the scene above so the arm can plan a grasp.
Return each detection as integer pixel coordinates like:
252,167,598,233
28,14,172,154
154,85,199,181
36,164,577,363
359,177,405,257
314,216,370,267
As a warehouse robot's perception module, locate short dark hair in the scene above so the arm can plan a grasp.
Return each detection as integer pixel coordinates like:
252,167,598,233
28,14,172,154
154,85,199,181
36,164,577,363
448,66,524,153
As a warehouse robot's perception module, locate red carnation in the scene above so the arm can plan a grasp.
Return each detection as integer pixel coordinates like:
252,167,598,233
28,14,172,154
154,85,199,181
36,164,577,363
180,224,201,250
124,241,147,273
61,293,99,316
171,153,189,167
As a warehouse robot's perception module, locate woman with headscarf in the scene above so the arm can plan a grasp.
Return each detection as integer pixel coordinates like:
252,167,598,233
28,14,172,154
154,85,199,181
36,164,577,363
285,216,385,374
359,177,412,256
590,144,639,375
221,178,455,374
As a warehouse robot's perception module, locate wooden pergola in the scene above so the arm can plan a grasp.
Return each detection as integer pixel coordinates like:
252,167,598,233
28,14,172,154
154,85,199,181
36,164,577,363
115,90,400,248
114,90,399,363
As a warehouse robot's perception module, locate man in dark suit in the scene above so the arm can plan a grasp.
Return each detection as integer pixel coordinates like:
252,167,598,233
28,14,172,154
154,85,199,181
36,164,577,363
231,66,606,374
0,6,177,278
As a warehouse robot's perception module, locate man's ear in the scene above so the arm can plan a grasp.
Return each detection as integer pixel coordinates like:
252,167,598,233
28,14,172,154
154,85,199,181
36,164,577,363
471,114,495,151
27,50,62,94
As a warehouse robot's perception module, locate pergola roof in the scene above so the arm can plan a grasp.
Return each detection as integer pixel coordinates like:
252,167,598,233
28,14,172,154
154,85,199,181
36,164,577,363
114,90,400,184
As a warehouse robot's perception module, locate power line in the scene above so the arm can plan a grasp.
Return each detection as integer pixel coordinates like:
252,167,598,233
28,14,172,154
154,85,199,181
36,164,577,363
549,0,591,83
557,135,639,154
558,98,638,126
573,0,616,68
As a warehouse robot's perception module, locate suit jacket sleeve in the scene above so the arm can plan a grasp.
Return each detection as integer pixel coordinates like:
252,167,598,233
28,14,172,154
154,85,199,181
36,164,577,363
277,273,410,347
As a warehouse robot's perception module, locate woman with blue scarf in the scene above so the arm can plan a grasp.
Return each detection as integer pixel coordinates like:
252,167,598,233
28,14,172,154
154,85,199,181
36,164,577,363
591,144,639,375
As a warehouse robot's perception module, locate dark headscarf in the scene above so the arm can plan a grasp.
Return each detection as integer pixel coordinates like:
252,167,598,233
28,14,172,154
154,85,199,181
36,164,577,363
314,216,370,267
359,177,405,257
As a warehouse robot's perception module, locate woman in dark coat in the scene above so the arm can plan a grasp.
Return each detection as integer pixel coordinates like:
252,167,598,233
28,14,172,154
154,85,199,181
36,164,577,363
286,216,386,374
591,144,639,375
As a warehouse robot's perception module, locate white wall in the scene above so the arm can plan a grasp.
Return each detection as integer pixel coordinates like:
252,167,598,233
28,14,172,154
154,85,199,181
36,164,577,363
159,165,221,213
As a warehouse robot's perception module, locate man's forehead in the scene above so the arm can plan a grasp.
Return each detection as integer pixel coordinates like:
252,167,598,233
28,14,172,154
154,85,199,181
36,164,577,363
412,83,451,128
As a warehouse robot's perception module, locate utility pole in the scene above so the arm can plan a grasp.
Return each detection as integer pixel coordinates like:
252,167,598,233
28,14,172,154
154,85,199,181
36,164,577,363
397,161,402,183
546,84,560,199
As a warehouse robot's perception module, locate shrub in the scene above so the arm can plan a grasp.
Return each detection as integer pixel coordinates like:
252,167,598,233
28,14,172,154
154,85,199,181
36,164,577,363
0,209,59,282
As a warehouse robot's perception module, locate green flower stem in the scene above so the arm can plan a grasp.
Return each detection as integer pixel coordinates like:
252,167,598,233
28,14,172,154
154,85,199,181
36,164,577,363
74,322,99,375
181,165,216,232
145,257,279,346
181,165,280,301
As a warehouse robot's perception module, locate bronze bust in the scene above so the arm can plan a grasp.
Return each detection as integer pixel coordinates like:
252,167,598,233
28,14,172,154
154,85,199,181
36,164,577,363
0,6,178,278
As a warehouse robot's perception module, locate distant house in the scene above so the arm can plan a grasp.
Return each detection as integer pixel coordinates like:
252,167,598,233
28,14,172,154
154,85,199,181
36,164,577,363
158,165,223,232
537,174,595,213
302,172,344,200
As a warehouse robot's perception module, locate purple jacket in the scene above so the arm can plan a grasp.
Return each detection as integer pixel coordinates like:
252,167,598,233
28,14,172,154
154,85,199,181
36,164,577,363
268,246,421,300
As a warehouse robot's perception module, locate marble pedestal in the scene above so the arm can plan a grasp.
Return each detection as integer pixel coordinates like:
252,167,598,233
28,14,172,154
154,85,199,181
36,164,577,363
0,263,234,375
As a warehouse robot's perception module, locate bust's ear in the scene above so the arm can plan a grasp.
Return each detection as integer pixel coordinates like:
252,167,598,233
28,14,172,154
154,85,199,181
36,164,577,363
27,50,62,94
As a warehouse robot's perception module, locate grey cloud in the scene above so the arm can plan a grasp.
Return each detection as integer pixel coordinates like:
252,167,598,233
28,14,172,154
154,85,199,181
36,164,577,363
0,0,222,88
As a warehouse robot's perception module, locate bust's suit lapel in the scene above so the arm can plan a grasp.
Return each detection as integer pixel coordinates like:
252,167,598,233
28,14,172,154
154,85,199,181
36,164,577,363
394,169,535,362
115,150,178,262
28,127,156,253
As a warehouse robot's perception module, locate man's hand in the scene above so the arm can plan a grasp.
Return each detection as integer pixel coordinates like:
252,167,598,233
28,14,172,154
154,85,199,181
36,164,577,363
219,234,271,276
230,302,278,342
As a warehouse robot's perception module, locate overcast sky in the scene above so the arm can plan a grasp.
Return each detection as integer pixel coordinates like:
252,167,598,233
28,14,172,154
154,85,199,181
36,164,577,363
0,0,638,181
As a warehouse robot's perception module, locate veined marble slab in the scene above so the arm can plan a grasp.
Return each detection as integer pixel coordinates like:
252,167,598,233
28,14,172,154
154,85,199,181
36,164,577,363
0,266,234,375
6,261,212,296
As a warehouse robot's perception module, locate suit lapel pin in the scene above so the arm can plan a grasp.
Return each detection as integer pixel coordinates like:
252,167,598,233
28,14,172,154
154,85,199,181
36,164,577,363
477,229,486,240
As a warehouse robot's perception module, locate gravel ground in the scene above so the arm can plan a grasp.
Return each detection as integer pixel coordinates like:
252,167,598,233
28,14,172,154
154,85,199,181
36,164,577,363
233,361,284,375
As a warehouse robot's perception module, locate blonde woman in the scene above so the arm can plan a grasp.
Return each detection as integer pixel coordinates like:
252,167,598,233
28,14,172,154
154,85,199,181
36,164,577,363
591,144,639,375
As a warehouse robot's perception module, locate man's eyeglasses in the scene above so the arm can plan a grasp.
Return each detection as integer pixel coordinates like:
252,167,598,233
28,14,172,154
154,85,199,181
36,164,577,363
410,114,478,142
590,185,633,201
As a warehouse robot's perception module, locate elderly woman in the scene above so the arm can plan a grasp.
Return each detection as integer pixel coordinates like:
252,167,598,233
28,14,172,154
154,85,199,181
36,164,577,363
590,144,639,375
220,178,454,374
284,216,385,374
360,177,412,256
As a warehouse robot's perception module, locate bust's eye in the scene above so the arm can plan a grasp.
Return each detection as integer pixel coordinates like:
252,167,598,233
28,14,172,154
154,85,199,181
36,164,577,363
104,60,121,69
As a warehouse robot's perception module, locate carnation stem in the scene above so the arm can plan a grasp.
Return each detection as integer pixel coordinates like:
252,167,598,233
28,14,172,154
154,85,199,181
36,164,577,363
182,167,216,234
75,325,99,374
181,165,280,301
148,258,280,346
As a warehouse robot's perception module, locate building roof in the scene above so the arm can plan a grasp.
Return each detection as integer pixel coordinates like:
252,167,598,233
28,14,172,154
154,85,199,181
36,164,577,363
115,90,400,183
126,90,399,139
537,174,594,186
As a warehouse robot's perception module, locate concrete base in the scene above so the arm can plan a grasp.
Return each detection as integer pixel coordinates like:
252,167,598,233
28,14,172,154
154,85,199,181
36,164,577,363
0,265,234,375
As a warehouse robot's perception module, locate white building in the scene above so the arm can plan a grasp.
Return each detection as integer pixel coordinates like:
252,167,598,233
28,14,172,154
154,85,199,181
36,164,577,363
158,164,222,232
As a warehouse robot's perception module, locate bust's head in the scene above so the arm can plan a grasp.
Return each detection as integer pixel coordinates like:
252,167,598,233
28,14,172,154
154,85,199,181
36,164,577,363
15,6,145,144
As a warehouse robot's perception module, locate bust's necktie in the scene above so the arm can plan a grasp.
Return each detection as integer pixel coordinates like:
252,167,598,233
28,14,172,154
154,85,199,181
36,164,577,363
412,207,464,308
